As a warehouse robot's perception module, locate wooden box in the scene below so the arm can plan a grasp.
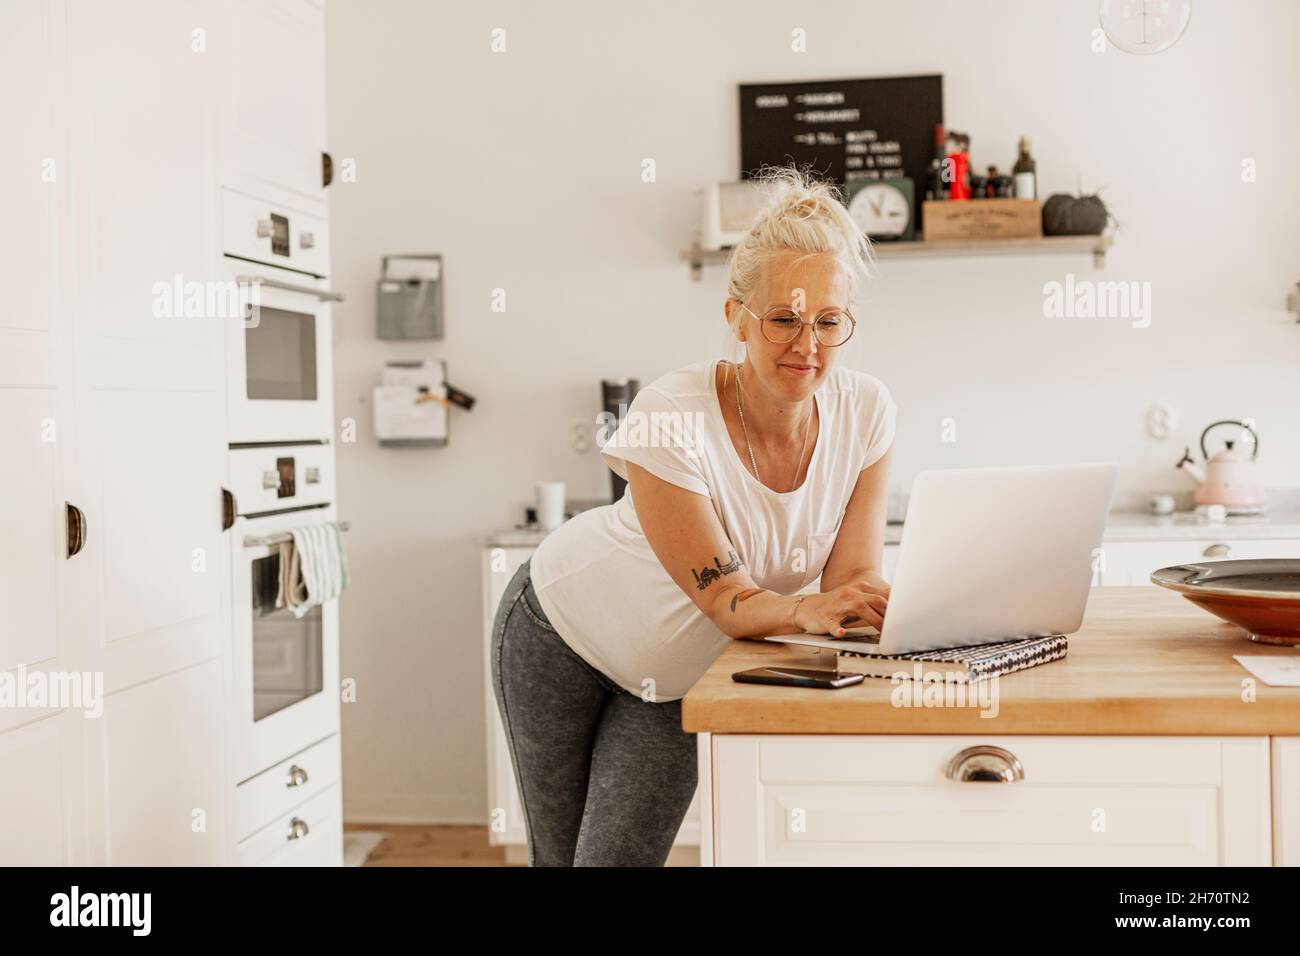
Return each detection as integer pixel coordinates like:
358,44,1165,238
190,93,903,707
922,198,1043,242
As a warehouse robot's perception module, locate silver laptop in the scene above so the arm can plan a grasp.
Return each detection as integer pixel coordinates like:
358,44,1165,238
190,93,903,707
775,463,1118,655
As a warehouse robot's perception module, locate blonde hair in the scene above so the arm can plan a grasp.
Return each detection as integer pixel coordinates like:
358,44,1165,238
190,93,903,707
726,165,874,313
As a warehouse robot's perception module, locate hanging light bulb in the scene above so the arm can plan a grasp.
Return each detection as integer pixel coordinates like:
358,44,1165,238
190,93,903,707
1099,0,1193,55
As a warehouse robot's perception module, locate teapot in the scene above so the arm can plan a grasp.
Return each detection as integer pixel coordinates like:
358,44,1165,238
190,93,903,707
1175,419,1266,514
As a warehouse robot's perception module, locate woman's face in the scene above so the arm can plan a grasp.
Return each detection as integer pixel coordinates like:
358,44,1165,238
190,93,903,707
728,251,850,403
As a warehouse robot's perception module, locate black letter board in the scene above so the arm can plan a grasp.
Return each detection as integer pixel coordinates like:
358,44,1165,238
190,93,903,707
739,74,943,225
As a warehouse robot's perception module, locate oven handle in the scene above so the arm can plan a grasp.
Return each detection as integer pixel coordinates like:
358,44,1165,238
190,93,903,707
236,274,345,302
243,520,350,550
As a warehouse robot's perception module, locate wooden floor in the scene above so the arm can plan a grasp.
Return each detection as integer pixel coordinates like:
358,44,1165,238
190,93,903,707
344,823,522,866
343,823,700,866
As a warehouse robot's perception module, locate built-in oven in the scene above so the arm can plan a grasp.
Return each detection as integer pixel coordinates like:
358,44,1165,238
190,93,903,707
227,443,341,782
222,188,342,444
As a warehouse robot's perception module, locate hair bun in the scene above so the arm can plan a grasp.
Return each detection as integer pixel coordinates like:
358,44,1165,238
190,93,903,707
781,194,823,220
724,163,873,310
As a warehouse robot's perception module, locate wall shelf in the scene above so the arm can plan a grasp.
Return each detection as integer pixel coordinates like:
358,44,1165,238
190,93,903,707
681,234,1114,281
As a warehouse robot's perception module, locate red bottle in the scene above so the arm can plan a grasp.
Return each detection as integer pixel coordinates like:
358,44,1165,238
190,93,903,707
945,131,971,200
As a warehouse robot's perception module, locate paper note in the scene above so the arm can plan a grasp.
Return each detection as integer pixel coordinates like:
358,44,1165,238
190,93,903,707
1233,655,1300,687
372,385,447,441
382,361,444,389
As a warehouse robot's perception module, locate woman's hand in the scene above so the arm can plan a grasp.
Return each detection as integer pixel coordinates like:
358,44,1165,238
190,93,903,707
793,582,889,637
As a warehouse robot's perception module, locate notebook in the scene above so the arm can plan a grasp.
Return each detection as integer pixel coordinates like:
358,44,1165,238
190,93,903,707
765,633,1069,683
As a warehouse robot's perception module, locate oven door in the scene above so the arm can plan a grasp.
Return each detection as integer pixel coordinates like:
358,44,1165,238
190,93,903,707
232,507,340,782
225,258,339,444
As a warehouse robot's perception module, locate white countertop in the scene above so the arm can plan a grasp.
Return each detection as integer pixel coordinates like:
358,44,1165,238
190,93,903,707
484,508,1300,549
1099,509,1300,541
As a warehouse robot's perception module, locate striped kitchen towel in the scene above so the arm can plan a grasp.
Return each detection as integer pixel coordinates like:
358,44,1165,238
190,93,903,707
285,522,350,618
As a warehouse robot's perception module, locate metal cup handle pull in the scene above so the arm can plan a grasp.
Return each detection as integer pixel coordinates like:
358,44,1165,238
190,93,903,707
945,745,1025,783
65,502,87,558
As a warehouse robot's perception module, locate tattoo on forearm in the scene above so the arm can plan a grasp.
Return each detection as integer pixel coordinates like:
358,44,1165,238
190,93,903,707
729,589,764,613
691,550,742,591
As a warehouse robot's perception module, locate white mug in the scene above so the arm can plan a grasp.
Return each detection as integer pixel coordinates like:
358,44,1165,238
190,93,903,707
536,481,566,531
1148,494,1175,515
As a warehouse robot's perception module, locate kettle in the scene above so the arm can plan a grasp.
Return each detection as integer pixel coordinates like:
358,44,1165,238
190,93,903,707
1175,419,1266,514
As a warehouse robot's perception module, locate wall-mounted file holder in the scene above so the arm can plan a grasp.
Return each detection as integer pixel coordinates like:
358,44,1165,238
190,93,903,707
373,360,449,447
377,254,443,340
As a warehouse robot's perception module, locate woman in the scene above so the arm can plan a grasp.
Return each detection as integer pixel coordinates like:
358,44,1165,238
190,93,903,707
490,167,897,866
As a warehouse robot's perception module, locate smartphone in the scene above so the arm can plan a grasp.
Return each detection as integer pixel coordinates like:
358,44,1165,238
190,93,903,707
732,666,865,689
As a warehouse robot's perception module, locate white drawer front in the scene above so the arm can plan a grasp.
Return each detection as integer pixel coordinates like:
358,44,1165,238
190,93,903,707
238,783,342,867
1274,738,1300,867
714,735,1270,866
237,735,340,841
1098,538,1300,586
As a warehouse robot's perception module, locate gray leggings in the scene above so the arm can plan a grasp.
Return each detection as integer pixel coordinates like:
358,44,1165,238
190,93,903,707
490,558,698,866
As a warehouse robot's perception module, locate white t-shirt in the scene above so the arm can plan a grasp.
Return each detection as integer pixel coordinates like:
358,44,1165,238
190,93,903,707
529,358,897,702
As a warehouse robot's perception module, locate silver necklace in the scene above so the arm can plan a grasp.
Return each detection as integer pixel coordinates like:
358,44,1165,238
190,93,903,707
733,362,813,490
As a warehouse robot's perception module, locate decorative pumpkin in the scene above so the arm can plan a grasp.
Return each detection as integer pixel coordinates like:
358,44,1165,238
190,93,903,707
1042,192,1111,236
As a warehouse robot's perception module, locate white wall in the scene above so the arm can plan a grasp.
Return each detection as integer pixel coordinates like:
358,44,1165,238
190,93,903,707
325,0,1300,821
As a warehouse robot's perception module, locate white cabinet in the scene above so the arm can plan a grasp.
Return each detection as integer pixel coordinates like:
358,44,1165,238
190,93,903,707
236,734,341,842
708,734,1272,866
0,0,80,727
56,0,233,864
64,0,229,694
0,713,87,865
1097,538,1300,587
235,736,342,866
1274,738,1300,866
0,0,334,867
85,660,228,865
238,784,343,866
481,542,701,854
0,0,85,867
218,0,328,210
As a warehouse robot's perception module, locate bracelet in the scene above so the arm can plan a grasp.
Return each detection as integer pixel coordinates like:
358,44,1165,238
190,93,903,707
788,594,809,630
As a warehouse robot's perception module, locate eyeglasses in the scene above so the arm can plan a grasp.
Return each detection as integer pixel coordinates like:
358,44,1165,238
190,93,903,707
737,301,857,347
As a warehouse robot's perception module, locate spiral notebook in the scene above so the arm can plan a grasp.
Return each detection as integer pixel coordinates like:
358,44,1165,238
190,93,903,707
765,633,1069,683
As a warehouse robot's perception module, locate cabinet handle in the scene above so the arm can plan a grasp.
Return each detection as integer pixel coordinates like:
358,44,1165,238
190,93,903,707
286,765,309,788
221,487,237,531
1202,543,1233,559
322,151,333,188
65,501,87,558
945,745,1024,783
287,817,310,841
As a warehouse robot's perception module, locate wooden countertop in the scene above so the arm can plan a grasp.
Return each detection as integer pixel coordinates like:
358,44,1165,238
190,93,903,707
681,587,1300,736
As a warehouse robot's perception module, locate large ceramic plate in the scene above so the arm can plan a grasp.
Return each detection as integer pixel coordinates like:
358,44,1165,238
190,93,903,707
1151,559,1300,646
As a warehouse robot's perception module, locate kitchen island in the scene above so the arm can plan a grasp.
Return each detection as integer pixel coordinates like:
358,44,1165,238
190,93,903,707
682,586,1300,866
